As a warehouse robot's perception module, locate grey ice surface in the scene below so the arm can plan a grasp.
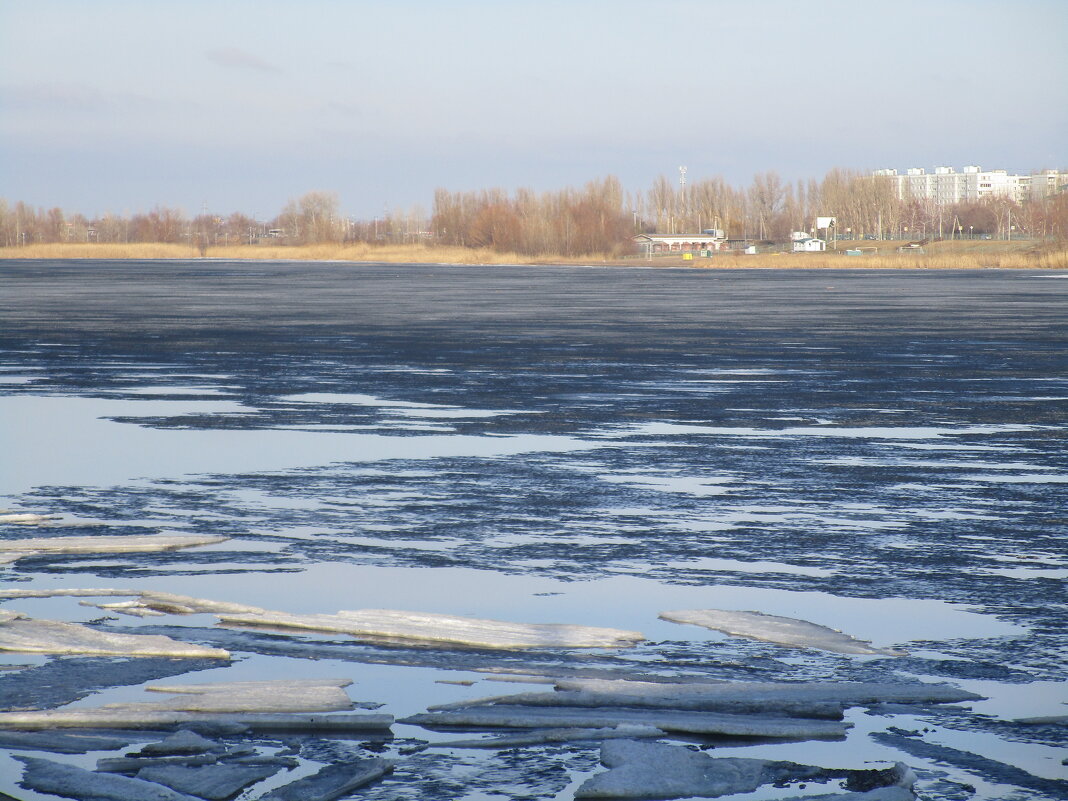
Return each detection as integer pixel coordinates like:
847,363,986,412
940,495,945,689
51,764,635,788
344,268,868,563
574,739,916,799
220,607,646,649
0,730,135,754
402,705,850,738
429,724,666,749
259,757,392,801
135,763,281,800
437,689,845,719
0,614,229,659
133,729,221,755
0,709,393,731
17,755,202,801
0,534,227,561
553,679,981,705
97,753,220,773
659,609,906,655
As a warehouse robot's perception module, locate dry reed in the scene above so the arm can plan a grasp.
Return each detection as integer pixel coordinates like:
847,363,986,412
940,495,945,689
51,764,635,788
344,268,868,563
1,241,1064,270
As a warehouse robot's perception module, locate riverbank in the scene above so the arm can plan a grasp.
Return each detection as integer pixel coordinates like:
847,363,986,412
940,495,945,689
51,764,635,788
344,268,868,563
1,239,1065,269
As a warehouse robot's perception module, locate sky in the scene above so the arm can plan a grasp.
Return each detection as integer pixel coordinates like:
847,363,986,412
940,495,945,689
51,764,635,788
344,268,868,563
2,0,1066,219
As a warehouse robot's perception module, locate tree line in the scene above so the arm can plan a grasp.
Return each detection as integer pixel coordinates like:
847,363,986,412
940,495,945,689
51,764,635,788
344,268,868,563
3,170,1067,254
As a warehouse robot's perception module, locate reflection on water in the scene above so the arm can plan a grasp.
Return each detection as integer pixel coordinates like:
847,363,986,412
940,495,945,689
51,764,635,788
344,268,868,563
1,263,1066,800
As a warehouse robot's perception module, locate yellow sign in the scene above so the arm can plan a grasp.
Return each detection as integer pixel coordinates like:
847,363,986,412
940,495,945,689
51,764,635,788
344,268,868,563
682,252,693,260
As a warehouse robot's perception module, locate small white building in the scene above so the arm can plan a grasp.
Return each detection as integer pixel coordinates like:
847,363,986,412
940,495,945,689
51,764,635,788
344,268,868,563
792,237,826,252
632,234,728,254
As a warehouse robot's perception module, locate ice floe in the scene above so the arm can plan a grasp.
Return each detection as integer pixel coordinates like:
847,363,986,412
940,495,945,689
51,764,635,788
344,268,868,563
659,609,906,655
0,512,57,525
0,612,229,658
135,763,283,801
429,724,665,749
432,690,844,719
259,757,393,801
0,708,393,731
0,533,228,557
0,730,136,754
553,678,980,705
219,607,646,649
97,754,225,773
136,678,355,713
18,756,204,801
402,706,851,739
0,677,379,734
573,739,916,799
16,587,646,649
133,729,222,756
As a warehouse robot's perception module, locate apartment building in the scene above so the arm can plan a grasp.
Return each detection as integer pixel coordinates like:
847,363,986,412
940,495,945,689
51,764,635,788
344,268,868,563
873,166,1066,205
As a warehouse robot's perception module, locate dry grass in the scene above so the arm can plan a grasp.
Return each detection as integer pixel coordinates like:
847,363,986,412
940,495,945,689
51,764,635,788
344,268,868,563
639,240,1068,270
1,240,1065,270
0,242,202,260
0,241,536,264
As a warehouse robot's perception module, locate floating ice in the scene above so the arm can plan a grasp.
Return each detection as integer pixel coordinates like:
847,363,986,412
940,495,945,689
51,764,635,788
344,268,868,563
0,533,228,562
0,612,229,659
574,739,916,799
659,609,906,655
97,754,221,773
429,724,665,749
138,678,355,713
0,512,56,525
0,708,392,731
219,608,645,649
12,588,645,648
552,678,980,706
259,757,393,801
134,729,221,756
433,690,843,720
18,755,203,801
0,730,135,754
136,763,282,801
626,421,1038,440
401,706,850,739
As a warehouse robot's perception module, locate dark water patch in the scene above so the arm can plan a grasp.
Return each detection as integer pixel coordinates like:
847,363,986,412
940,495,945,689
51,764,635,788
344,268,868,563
872,731,1068,798
0,656,223,711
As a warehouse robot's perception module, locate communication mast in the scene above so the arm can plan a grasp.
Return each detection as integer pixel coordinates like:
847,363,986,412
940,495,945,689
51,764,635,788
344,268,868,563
678,166,687,188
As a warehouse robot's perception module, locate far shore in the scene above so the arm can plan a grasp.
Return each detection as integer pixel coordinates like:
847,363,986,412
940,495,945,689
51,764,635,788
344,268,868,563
1,240,1065,270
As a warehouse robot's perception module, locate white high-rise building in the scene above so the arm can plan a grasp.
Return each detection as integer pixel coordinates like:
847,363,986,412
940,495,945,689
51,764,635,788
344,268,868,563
873,166,1063,205
1030,169,1068,201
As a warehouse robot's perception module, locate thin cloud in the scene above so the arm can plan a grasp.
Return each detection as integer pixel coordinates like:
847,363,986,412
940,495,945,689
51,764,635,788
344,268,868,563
205,47,280,73
0,82,156,112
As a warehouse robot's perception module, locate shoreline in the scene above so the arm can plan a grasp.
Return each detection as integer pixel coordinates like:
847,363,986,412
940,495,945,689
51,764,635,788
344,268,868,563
1,241,1065,270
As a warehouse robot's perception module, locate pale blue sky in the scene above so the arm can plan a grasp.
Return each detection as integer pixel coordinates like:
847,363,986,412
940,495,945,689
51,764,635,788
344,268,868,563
2,0,1066,218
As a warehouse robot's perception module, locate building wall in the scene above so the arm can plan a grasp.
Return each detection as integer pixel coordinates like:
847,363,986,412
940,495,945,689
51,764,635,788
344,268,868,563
875,166,1064,205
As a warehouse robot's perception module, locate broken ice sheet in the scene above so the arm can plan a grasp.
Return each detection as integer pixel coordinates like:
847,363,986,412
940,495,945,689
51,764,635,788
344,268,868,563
135,763,282,801
428,724,665,749
574,739,916,800
42,588,648,648
0,533,229,563
0,512,58,525
18,756,205,801
659,609,906,656
219,608,646,649
0,612,229,659
137,678,355,713
401,706,852,739
552,678,980,706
